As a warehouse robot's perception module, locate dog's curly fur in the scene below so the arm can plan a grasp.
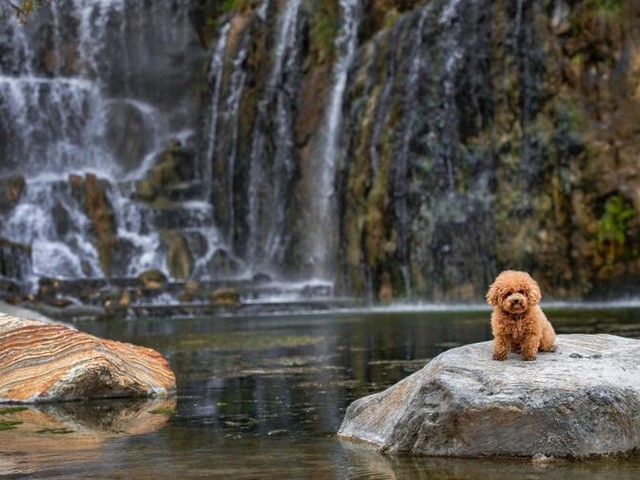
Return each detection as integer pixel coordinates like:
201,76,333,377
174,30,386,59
487,270,556,361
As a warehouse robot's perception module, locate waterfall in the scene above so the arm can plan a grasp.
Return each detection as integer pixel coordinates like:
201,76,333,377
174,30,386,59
2,180,102,278
202,22,231,201
393,6,432,298
0,0,212,281
245,0,302,272
439,0,464,191
221,40,250,251
307,0,361,279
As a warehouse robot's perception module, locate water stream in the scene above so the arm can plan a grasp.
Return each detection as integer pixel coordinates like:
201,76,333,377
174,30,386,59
306,0,361,280
245,0,302,272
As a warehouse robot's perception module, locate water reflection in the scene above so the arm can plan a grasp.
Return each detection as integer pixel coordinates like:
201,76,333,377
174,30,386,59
11,307,638,478
342,442,640,479
0,397,175,477
82,311,491,437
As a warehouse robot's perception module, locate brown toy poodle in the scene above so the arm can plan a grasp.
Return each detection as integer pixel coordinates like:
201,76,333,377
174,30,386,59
487,270,556,361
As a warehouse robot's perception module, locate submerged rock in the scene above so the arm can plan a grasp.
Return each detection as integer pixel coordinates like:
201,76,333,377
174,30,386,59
0,313,176,403
339,334,640,459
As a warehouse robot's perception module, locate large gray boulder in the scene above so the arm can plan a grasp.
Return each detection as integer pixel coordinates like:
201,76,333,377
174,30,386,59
338,334,640,458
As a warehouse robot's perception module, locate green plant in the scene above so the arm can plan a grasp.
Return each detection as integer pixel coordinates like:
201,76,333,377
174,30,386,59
309,3,340,62
597,194,635,262
222,0,250,14
0,420,22,431
35,428,75,434
149,407,176,415
0,406,28,415
587,0,622,13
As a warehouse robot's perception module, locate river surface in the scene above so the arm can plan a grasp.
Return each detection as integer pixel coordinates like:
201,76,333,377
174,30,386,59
3,304,640,479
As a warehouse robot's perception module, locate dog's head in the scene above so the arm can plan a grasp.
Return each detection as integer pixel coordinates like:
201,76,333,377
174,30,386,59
486,270,542,315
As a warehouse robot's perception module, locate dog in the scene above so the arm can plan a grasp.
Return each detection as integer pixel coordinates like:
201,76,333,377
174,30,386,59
487,270,556,361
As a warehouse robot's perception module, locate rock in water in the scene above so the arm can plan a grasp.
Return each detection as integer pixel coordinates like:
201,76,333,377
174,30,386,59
338,334,640,458
0,313,175,403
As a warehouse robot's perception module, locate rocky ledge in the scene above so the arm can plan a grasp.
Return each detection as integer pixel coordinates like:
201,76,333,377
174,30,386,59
338,334,640,459
0,313,176,403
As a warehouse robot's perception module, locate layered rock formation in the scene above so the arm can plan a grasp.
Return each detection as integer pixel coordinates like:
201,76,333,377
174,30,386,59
339,334,640,458
0,313,175,402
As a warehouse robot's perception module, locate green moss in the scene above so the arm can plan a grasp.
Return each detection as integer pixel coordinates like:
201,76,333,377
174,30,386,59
178,332,326,352
587,0,622,13
571,53,583,66
0,420,22,431
149,407,176,415
222,0,250,14
0,406,28,415
308,2,340,63
382,10,401,31
597,194,635,262
35,428,75,435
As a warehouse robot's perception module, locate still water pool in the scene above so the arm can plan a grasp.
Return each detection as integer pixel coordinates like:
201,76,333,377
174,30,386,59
3,304,640,479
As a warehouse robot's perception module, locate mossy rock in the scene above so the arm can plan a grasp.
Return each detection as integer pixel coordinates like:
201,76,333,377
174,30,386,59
211,287,240,306
135,179,158,202
179,280,200,302
137,270,168,289
0,175,25,214
161,231,193,280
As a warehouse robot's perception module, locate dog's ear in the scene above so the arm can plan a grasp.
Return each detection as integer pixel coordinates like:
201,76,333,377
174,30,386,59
527,278,542,305
486,282,500,306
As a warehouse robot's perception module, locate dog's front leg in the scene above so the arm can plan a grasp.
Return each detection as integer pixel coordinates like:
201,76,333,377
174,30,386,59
520,336,539,361
493,335,510,361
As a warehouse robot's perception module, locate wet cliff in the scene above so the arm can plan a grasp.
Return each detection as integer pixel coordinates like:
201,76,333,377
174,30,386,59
197,0,640,301
1,0,639,304
335,0,640,301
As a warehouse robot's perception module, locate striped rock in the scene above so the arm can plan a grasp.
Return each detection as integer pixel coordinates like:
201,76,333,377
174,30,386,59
0,313,176,403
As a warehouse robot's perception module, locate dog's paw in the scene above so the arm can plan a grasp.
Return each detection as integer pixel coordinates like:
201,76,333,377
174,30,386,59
540,345,557,352
522,355,537,361
492,353,507,361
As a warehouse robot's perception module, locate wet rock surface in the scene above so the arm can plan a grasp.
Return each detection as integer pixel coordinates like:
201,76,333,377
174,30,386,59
0,313,176,403
339,334,640,459
2,274,355,321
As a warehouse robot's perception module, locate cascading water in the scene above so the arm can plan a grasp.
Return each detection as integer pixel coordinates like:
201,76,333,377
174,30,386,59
245,0,302,272
0,0,212,281
336,0,500,300
203,0,361,283
392,5,433,298
201,22,231,202
306,0,361,280
0,0,602,305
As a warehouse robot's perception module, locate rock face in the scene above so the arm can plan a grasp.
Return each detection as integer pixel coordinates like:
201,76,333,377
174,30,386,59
339,334,640,458
0,313,176,403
